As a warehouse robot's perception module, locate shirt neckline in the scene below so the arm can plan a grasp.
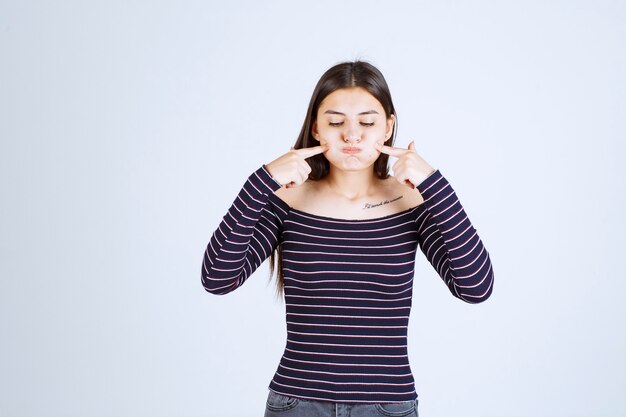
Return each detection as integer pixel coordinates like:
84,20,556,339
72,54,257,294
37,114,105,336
269,193,422,223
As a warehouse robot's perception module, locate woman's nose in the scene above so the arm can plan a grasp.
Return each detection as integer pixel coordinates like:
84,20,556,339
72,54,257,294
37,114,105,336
343,124,361,143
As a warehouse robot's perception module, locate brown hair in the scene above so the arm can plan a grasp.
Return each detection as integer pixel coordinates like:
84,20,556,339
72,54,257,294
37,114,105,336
268,60,398,300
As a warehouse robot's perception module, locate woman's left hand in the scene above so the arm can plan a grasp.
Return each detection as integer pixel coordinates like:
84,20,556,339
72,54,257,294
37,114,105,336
375,140,436,189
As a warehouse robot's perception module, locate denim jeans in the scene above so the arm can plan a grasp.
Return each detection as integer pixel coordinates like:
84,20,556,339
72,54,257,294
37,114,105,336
264,390,419,417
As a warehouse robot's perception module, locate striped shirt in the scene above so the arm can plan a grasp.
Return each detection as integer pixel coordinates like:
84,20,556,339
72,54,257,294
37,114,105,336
201,164,494,403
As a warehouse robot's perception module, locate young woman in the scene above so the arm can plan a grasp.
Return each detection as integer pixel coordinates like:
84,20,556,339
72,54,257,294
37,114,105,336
201,60,494,417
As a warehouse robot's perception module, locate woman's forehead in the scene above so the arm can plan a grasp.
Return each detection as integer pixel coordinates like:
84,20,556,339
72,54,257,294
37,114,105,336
318,87,383,114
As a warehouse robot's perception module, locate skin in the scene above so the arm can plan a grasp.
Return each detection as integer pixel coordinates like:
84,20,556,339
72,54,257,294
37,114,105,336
312,87,394,184
376,140,437,190
266,87,436,219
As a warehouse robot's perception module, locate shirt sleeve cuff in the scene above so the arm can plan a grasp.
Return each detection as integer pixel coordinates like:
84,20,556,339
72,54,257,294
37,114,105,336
415,169,448,204
250,164,283,195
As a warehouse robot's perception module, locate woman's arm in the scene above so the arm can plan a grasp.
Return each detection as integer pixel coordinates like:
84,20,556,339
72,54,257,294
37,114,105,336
414,170,494,303
201,165,283,295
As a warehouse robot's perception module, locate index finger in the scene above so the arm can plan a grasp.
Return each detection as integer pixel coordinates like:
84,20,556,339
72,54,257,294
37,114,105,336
377,144,410,157
297,145,328,158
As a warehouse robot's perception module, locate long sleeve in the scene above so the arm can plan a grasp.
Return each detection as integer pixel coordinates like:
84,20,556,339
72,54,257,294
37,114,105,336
201,164,283,295
414,169,494,303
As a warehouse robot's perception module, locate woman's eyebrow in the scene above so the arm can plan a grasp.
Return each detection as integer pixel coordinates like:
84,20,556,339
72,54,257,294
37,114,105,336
323,110,379,115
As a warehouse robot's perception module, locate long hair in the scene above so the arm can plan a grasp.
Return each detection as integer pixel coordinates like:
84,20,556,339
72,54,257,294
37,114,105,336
268,60,398,300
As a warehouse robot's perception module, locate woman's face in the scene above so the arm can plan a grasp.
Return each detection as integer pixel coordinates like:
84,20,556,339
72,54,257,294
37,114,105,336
312,87,395,171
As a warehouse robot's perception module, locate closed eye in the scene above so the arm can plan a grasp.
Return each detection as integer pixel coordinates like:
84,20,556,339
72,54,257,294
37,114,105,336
329,122,375,127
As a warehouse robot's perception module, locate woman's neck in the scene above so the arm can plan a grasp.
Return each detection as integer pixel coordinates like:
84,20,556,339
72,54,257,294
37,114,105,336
324,167,380,201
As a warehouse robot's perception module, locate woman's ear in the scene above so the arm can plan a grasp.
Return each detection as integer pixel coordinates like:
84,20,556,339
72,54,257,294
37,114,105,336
311,121,320,142
385,114,395,140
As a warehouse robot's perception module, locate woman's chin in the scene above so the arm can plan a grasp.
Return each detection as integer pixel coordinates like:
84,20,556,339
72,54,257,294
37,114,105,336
328,155,377,170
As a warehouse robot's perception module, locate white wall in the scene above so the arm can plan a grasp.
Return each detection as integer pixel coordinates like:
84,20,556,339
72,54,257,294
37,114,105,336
1,1,624,416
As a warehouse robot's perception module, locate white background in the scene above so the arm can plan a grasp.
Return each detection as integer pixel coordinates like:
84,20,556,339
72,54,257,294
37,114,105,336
1,1,624,416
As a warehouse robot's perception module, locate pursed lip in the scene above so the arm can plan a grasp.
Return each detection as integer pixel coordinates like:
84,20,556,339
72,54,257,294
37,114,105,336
342,147,362,154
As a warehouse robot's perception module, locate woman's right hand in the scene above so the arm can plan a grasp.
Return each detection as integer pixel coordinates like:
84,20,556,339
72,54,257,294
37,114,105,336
265,144,328,188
